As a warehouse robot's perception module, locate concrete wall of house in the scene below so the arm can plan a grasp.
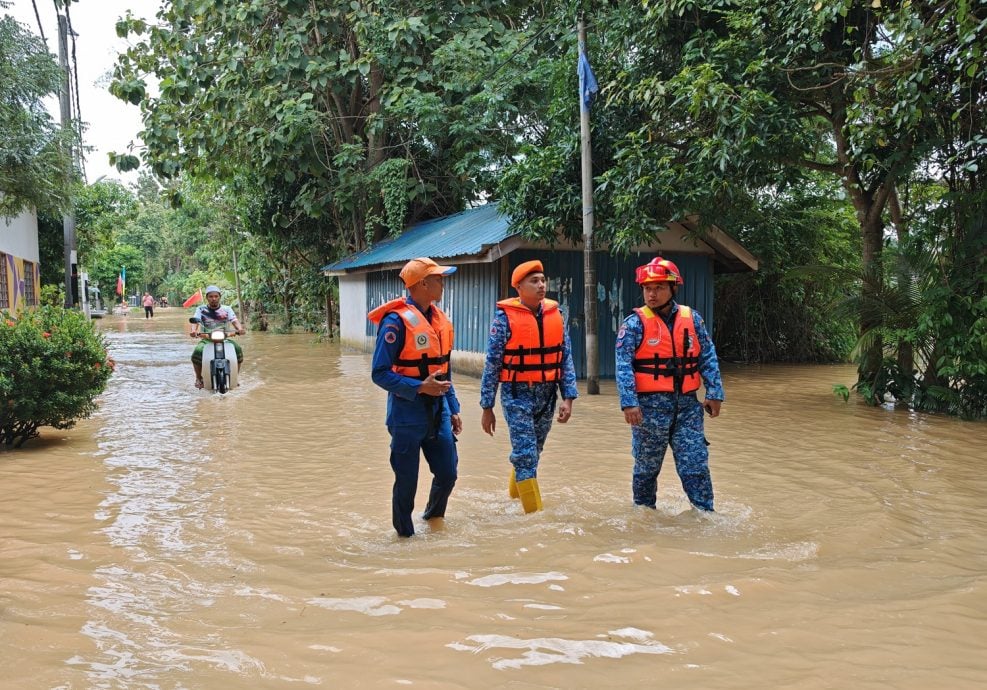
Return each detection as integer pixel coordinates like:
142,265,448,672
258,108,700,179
1,208,42,311
0,208,40,261
357,250,714,379
338,274,369,350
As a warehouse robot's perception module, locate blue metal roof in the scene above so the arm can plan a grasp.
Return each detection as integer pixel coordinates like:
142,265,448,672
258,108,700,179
322,203,515,273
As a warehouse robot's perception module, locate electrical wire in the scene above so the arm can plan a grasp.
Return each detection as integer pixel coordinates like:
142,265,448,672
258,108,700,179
31,0,48,48
64,0,87,180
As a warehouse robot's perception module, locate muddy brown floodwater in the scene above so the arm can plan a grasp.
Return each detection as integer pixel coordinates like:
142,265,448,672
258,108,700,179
2,310,986,689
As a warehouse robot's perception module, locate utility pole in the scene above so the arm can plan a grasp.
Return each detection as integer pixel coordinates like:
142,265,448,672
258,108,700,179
231,227,245,319
57,15,77,309
579,19,599,394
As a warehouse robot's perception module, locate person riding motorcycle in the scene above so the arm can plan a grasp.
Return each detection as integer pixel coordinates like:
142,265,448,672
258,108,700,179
190,285,245,389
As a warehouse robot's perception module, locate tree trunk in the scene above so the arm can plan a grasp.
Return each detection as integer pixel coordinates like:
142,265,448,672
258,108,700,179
888,187,913,376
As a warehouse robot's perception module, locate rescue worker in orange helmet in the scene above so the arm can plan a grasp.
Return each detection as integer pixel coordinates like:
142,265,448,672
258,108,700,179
369,257,462,537
614,257,724,511
479,260,578,513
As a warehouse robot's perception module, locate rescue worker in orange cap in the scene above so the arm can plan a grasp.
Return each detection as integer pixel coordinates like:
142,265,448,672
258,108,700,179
479,259,578,513
368,257,462,537
615,257,724,511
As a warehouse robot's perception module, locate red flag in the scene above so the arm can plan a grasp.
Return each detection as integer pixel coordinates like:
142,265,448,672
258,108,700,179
182,289,203,308
115,274,124,295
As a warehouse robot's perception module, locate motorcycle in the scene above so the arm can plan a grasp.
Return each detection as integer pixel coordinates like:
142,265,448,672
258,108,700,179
190,318,239,393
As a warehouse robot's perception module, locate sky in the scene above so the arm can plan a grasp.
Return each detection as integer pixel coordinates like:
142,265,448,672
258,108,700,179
7,0,162,186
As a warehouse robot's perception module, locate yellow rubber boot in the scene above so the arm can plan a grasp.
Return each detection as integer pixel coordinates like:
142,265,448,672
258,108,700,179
509,468,520,499
516,478,543,514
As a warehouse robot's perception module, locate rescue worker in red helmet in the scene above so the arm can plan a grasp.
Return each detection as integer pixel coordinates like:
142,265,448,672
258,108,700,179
614,257,724,511
479,260,579,513
369,257,462,537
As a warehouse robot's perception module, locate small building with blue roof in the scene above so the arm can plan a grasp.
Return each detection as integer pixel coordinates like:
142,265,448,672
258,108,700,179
321,202,757,378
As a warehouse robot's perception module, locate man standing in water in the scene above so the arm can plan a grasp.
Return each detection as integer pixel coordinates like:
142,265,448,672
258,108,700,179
615,257,724,511
479,260,578,513
368,257,462,537
142,292,155,318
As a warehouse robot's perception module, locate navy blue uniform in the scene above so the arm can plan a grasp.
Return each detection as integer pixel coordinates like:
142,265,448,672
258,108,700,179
371,298,460,536
479,305,579,482
615,302,724,510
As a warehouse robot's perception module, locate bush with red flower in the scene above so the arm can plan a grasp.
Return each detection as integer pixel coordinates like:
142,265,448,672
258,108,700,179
1,306,113,448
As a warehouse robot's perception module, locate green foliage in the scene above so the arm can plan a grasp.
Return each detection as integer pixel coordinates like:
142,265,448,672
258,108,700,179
713,178,860,363
88,244,144,301
0,16,75,215
110,0,548,255
0,306,113,448
74,180,139,257
39,284,64,307
498,0,986,418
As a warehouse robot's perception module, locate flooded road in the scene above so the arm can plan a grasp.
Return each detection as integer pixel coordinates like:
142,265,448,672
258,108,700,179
2,311,986,689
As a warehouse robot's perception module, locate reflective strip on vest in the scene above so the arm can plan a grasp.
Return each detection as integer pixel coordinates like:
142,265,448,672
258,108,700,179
632,305,701,393
498,298,565,383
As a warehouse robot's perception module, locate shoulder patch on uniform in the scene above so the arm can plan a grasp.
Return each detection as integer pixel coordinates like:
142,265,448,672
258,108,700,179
383,331,397,344
617,326,626,340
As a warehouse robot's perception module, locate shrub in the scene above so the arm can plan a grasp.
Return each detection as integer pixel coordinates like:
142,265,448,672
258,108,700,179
0,306,113,448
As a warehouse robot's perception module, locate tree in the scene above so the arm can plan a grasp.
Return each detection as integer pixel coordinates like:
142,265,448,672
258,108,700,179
0,14,75,215
608,0,984,384
110,0,552,258
499,0,986,413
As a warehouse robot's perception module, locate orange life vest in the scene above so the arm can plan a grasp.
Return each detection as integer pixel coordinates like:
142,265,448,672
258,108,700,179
632,305,701,393
498,298,565,383
368,297,454,380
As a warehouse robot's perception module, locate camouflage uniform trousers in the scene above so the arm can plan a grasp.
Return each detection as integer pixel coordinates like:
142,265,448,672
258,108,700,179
502,382,558,482
631,392,714,511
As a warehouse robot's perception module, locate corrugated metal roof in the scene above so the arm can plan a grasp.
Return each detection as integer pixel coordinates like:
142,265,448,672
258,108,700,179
322,203,514,274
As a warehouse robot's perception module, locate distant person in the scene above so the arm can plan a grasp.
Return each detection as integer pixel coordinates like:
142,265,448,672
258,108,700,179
160,296,168,308
368,257,461,538
142,292,155,318
119,300,129,316
479,260,578,513
615,257,724,512
190,286,245,389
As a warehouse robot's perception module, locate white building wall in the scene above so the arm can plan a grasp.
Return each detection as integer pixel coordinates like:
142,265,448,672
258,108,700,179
338,274,371,351
0,207,41,262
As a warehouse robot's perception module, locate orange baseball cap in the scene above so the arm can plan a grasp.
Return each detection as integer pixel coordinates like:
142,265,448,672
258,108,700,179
399,257,457,287
511,260,544,288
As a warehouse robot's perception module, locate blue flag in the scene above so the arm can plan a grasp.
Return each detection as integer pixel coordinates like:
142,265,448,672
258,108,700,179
578,50,599,112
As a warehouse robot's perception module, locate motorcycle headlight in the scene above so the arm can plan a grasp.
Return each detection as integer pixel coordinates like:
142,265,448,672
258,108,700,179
210,331,226,342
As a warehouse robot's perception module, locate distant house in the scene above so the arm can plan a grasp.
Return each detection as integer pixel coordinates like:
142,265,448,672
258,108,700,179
0,204,41,312
322,203,757,378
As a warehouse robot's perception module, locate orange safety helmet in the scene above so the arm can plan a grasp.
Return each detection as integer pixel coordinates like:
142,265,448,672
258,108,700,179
635,257,684,285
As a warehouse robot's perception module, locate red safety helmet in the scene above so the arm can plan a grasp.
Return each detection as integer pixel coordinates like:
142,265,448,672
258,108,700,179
635,257,683,285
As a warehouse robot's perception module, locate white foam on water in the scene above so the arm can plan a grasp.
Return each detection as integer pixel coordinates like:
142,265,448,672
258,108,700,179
466,572,569,587
397,598,446,609
234,586,288,602
606,628,654,642
594,553,630,563
690,542,819,562
307,596,401,616
448,632,675,669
